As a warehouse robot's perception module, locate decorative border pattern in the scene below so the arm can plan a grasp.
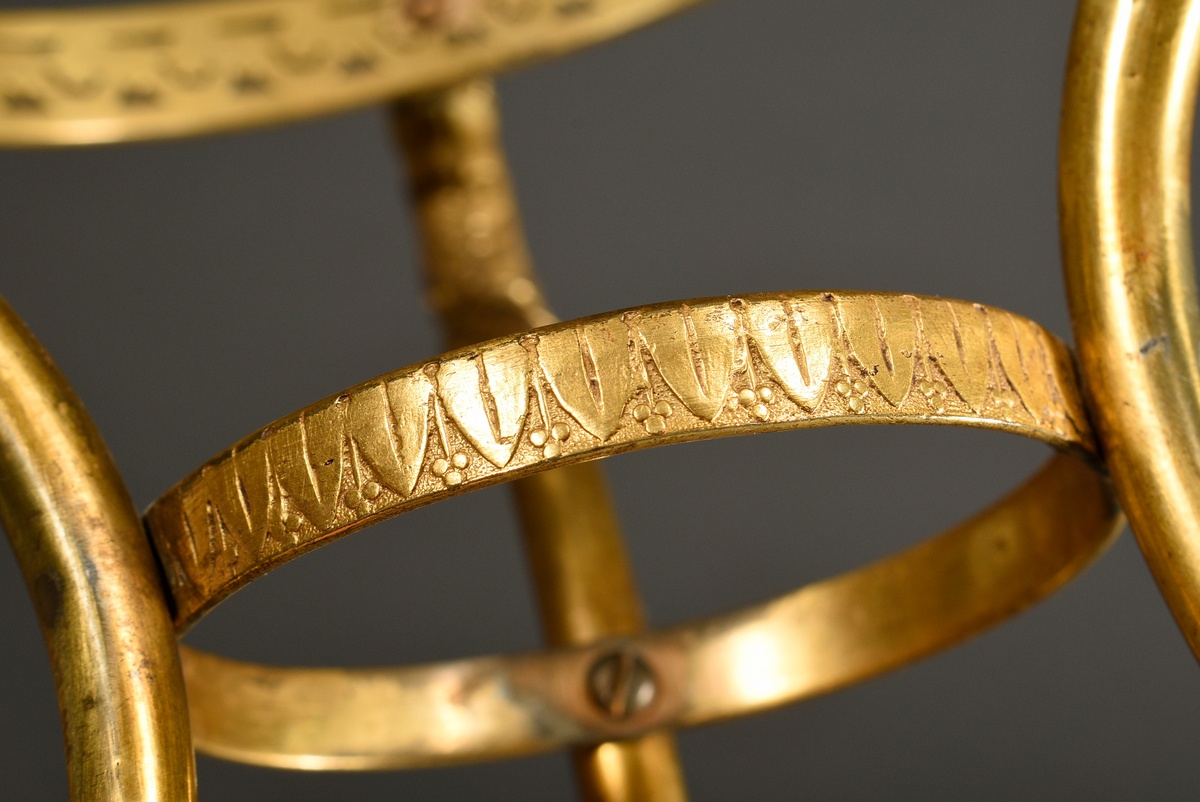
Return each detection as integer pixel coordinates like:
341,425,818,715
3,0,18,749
0,0,702,145
145,291,1091,627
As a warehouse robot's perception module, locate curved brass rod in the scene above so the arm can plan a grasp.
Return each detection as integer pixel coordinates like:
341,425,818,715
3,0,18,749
0,297,196,799
181,452,1119,770
1060,0,1200,655
394,79,686,800
0,0,705,147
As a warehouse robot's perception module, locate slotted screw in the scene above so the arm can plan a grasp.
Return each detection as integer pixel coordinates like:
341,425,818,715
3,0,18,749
586,647,657,720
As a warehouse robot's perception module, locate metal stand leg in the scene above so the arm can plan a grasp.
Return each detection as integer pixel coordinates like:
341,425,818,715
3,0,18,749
394,79,688,802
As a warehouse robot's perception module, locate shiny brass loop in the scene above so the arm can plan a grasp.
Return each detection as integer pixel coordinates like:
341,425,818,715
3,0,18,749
141,290,1121,767
0,0,703,147
182,452,1115,769
1060,0,1200,655
0,297,197,800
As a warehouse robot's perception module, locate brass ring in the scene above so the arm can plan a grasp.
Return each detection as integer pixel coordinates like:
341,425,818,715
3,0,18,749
145,290,1121,768
148,290,1098,626
1060,0,1200,654
0,297,197,798
0,0,702,147
183,454,1113,770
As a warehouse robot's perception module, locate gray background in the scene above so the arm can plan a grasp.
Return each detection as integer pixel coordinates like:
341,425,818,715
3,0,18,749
2,0,1199,798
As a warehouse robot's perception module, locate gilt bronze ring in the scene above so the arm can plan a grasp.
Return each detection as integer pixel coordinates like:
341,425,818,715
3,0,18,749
0,0,704,146
144,290,1121,768
1061,0,1200,656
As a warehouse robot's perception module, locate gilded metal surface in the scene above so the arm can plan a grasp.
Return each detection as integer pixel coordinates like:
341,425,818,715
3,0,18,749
182,452,1118,769
394,79,686,801
1060,0,1200,654
163,81,1121,781
395,80,555,345
146,291,1092,627
0,0,703,147
169,287,1118,769
0,0,1152,793
512,466,686,802
0,297,196,800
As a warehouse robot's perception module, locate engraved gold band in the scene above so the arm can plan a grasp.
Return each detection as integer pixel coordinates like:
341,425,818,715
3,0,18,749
0,0,702,147
142,290,1121,768
146,290,1099,627
1060,0,1200,655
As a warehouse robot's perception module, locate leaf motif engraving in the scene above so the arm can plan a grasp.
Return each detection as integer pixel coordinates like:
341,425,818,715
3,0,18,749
437,342,529,467
269,402,345,531
144,492,195,594
922,299,990,411
204,437,275,557
539,318,637,440
173,491,205,569
744,298,832,411
140,290,1097,627
990,309,1052,424
639,302,740,420
346,373,433,497
232,439,273,546
176,485,243,579
837,294,917,407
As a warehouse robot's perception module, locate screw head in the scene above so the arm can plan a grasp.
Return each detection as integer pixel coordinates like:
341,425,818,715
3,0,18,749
586,648,657,720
